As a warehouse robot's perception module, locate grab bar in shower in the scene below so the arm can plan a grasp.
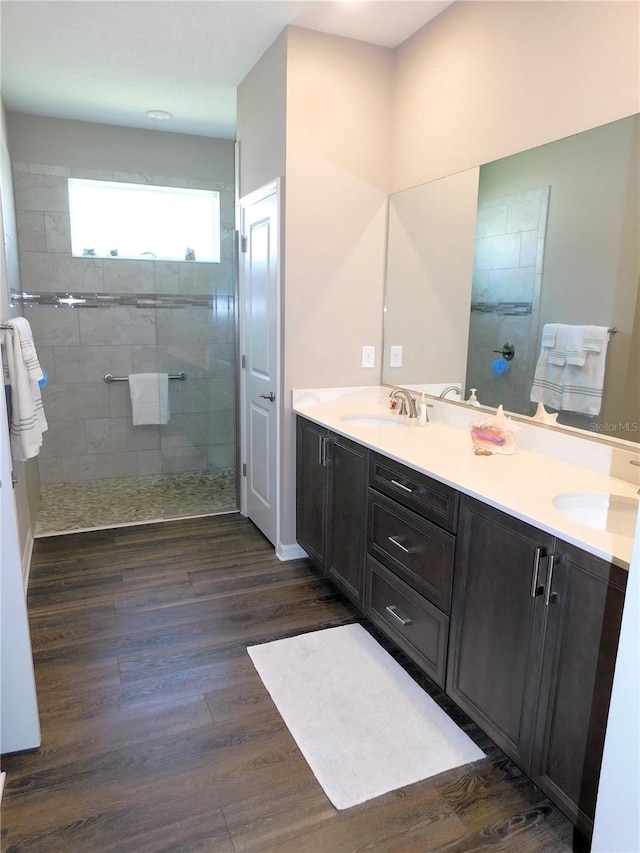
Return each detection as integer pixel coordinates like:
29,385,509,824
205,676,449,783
103,371,187,383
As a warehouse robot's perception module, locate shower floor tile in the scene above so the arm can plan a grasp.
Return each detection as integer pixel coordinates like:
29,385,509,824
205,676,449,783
35,469,237,536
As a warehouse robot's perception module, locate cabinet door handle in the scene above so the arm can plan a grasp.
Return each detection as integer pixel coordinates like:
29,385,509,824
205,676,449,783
544,555,557,606
388,535,417,555
385,605,413,626
390,479,413,493
318,435,330,466
530,546,545,597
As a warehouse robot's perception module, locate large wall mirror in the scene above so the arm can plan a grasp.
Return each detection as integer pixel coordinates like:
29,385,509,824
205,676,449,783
383,114,639,444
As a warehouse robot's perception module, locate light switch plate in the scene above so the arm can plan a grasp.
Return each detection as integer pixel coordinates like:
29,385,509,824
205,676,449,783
362,345,375,368
389,345,403,367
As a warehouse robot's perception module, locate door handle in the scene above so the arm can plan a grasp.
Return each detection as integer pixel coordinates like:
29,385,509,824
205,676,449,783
530,546,545,597
259,391,275,402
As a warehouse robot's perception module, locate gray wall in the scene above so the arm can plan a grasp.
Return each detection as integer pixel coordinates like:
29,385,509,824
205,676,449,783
6,114,237,484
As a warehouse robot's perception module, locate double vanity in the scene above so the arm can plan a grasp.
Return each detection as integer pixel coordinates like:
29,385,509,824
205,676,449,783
293,386,639,839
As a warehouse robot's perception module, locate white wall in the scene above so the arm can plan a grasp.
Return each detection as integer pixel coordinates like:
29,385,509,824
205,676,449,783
281,27,394,547
392,0,640,191
236,31,287,199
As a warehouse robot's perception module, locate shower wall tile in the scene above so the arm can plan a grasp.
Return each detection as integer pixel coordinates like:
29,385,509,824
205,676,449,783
38,458,65,484
26,305,80,346
182,379,220,414
138,450,163,476
162,446,208,474
206,343,236,377
178,262,216,295
487,267,536,302
475,202,508,238
209,410,236,444
16,211,46,251
13,171,69,212
506,197,543,232
155,263,181,294
44,383,111,421
53,345,133,383
85,417,160,453
37,346,56,384
519,230,538,267
103,258,156,293
156,306,211,345
79,306,157,345
131,344,207,378
20,253,104,292
45,212,72,254
475,233,521,271
62,451,139,482
108,382,133,418
40,419,87,458
208,443,236,470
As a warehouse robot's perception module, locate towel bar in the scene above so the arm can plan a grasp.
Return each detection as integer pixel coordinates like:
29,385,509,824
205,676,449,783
104,371,187,383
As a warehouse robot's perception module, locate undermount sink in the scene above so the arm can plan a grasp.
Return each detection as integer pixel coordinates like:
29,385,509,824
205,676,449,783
340,413,411,429
552,492,639,537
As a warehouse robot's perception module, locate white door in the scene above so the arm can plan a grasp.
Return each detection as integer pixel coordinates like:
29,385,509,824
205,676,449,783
239,181,280,546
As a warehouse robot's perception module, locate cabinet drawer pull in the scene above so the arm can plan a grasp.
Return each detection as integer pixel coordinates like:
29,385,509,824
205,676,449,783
390,479,413,493
388,535,417,555
530,546,545,598
385,604,413,626
544,555,557,606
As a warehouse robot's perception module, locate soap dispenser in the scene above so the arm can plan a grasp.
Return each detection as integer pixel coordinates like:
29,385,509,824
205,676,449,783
467,388,481,407
417,393,429,426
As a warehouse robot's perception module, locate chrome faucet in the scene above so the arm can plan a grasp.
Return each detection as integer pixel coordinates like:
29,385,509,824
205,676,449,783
389,387,417,418
439,385,462,399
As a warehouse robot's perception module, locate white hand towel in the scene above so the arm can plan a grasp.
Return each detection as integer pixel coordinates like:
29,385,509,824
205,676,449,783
128,373,170,425
1,317,48,461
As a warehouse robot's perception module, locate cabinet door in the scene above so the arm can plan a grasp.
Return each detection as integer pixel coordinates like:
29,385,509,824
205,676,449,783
530,543,626,837
295,417,329,570
327,434,368,606
447,496,555,769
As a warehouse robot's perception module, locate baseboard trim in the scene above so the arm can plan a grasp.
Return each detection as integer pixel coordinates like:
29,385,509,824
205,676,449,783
276,542,308,562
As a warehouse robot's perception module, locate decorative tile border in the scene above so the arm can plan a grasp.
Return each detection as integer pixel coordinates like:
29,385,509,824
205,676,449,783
12,291,235,310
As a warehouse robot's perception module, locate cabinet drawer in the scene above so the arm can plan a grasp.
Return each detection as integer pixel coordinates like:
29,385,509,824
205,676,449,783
366,557,449,688
369,452,458,532
368,490,454,613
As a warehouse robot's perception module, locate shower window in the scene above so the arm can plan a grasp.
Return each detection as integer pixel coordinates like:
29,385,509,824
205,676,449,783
68,178,221,262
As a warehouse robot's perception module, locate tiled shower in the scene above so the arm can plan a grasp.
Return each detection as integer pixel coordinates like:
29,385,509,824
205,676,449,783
12,158,238,535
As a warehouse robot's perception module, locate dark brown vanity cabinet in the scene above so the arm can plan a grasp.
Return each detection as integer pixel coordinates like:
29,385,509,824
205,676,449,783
365,453,459,688
447,496,626,836
295,417,368,606
530,541,626,836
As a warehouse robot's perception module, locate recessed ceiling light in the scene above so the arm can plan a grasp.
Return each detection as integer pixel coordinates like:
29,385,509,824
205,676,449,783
145,110,173,122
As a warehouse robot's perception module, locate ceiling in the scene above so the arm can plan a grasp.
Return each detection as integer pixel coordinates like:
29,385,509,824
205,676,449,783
0,0,453,139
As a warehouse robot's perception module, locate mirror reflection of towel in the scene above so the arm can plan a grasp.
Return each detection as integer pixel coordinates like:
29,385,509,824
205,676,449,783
128,373,169,425
531,324,610,415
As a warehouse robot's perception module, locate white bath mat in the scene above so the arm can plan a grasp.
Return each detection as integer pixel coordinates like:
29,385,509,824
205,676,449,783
247,623,485,809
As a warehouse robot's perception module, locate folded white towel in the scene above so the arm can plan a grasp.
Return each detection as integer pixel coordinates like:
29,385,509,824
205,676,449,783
1,317,48,461
128,373,170,425
541,323,559,348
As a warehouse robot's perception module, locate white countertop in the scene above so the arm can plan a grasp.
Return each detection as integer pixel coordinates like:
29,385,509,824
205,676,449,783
293,386,640,569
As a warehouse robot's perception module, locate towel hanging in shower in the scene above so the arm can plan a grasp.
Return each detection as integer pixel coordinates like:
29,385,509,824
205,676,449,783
128,373,170,425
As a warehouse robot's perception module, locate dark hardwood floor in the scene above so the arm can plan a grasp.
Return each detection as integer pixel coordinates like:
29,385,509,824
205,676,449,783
1,514,581,852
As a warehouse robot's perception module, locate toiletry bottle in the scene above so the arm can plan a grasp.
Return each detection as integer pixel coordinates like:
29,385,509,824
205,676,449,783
467,388,481,407
417,394,428,427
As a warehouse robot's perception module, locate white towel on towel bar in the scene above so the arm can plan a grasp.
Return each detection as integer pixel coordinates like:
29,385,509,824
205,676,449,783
128,373,170,425
1,317,48,461
530,324,610,415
